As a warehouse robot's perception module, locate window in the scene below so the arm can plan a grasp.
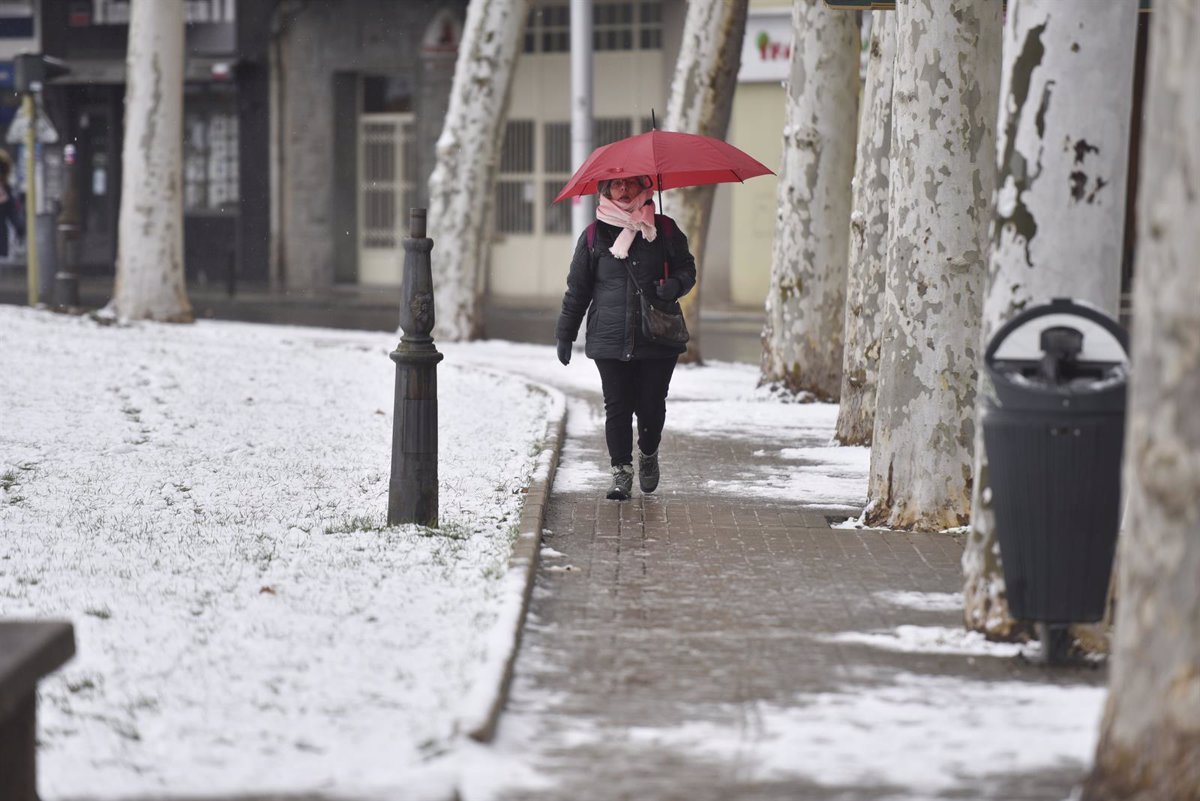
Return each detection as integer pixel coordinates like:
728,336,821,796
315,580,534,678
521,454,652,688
184,103,238,212
89,0,236,25
496,119,534,234
524,0,661,53
0,0,34,38
638,1,662,49
360,118,416,249
594,117,631,147
499,115,650,238
543,122,572,234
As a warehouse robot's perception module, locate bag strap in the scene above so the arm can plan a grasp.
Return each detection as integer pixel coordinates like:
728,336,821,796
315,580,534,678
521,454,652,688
623,259,645,296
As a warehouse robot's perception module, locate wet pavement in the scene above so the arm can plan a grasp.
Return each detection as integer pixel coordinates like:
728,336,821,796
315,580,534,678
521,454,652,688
474,381,1108,801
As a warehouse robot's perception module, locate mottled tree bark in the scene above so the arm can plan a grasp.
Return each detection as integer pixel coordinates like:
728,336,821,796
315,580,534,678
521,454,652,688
963,0,1136,639
835,13,895,442
1084,2,1200,797
427,0,527,341
112,0,191,323
865,0,1000,531
662,0,748,365
760,0,859,400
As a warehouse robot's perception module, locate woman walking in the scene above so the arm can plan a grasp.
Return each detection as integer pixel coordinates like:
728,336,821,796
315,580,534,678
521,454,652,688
555,174,696,500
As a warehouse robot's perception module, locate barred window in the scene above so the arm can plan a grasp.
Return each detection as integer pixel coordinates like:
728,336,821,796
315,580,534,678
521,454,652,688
495,182,534,234
500,119,534,173
184,106,239,211
544,181,571,234
543,122,571,173
497,119,535,234
594,117,632,148
359,116,416,249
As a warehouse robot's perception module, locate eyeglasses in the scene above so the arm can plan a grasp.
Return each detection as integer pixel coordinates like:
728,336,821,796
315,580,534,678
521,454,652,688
607,177,645,188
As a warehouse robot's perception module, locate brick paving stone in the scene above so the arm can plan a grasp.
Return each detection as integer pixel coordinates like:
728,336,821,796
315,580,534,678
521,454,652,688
490,389,1107,801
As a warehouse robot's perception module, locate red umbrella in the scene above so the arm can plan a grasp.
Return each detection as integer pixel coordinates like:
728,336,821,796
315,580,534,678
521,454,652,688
553,129,774,203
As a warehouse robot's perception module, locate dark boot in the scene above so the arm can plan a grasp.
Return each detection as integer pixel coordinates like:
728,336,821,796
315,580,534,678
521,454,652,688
606,464,633,501
638,449,660,493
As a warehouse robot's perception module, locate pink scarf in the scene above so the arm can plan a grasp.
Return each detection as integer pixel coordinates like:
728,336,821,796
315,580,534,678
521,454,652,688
597,190,656,259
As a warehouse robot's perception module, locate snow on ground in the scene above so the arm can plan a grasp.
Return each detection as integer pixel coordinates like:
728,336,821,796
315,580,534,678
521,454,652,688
0,307,556,800
818,625,1027,657
874,590,965,612
621,671,1105,797
4,314,1080,800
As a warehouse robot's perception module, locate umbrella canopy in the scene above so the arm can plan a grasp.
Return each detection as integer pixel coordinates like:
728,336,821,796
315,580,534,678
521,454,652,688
553,129,774,203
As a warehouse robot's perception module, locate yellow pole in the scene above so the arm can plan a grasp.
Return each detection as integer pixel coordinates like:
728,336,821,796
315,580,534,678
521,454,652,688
22,92,38,306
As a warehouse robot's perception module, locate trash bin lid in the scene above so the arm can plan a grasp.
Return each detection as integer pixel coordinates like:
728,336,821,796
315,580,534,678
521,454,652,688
984,297,1129,411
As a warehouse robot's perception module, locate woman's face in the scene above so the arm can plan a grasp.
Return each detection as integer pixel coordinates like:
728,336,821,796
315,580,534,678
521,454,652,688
606,176,647,204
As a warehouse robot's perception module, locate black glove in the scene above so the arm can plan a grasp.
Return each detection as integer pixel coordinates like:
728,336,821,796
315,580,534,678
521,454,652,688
656,278,681,302
556,339,572,366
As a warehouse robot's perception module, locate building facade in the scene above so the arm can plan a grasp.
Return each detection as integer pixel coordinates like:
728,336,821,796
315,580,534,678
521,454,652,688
34,0,270,285
22,0,791,315
269,0,467,291
487,0,788,310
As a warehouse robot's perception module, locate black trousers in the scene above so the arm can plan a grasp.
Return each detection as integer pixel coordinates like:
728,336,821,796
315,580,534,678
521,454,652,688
593,357,678,466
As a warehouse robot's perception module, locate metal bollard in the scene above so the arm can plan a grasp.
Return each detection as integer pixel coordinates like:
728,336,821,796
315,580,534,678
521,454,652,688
387,208,444,527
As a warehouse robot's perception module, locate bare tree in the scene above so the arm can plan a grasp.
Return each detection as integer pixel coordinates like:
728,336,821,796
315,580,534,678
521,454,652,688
427,0,528,341
835,12,895,442
1083,2,1200,797
112,0,191,323
962,0,1138,638
864,0,1001,531
661,0,748,364
760,0,858,400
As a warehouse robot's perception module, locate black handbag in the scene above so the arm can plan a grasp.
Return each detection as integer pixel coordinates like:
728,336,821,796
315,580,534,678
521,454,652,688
622,223,689,347
632,280,690,346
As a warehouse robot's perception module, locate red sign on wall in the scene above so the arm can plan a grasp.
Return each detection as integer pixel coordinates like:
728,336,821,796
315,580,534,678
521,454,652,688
739,9,792,83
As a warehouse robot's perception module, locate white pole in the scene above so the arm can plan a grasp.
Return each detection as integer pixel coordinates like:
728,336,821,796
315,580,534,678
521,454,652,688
570,0,594,238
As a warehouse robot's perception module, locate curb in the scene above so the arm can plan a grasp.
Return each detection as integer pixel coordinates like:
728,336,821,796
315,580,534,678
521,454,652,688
462,379,567,743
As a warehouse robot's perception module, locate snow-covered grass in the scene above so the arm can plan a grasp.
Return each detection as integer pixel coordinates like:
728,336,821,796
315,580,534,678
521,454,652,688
0,307,557,800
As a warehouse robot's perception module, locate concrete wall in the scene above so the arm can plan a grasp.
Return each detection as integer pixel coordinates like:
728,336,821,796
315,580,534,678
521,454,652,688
272,0,465,291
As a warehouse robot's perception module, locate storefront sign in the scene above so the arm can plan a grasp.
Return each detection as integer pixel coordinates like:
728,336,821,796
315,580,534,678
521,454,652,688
739,8,792,83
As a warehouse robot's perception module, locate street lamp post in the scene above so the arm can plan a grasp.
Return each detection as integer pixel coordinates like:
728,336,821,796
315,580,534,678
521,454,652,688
388,208,444,527
13,53,70,307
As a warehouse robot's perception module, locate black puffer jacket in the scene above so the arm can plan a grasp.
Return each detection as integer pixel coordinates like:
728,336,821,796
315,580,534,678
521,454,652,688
555,215,697,360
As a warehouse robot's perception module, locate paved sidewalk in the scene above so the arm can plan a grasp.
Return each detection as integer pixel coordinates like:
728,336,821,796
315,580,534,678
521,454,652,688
481,385,1107,801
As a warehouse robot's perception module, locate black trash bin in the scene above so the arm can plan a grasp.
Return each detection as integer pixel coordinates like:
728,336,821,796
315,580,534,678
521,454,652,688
982,297,1129,628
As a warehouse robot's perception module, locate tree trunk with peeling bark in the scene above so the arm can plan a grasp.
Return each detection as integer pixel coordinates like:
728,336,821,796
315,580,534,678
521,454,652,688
760,0,859,400
864,0,1000,532
835,12,895,442
112,0,191,323
963,0,1137,639
1083,2,1200,797
427,0,527,341
661,0,748,365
